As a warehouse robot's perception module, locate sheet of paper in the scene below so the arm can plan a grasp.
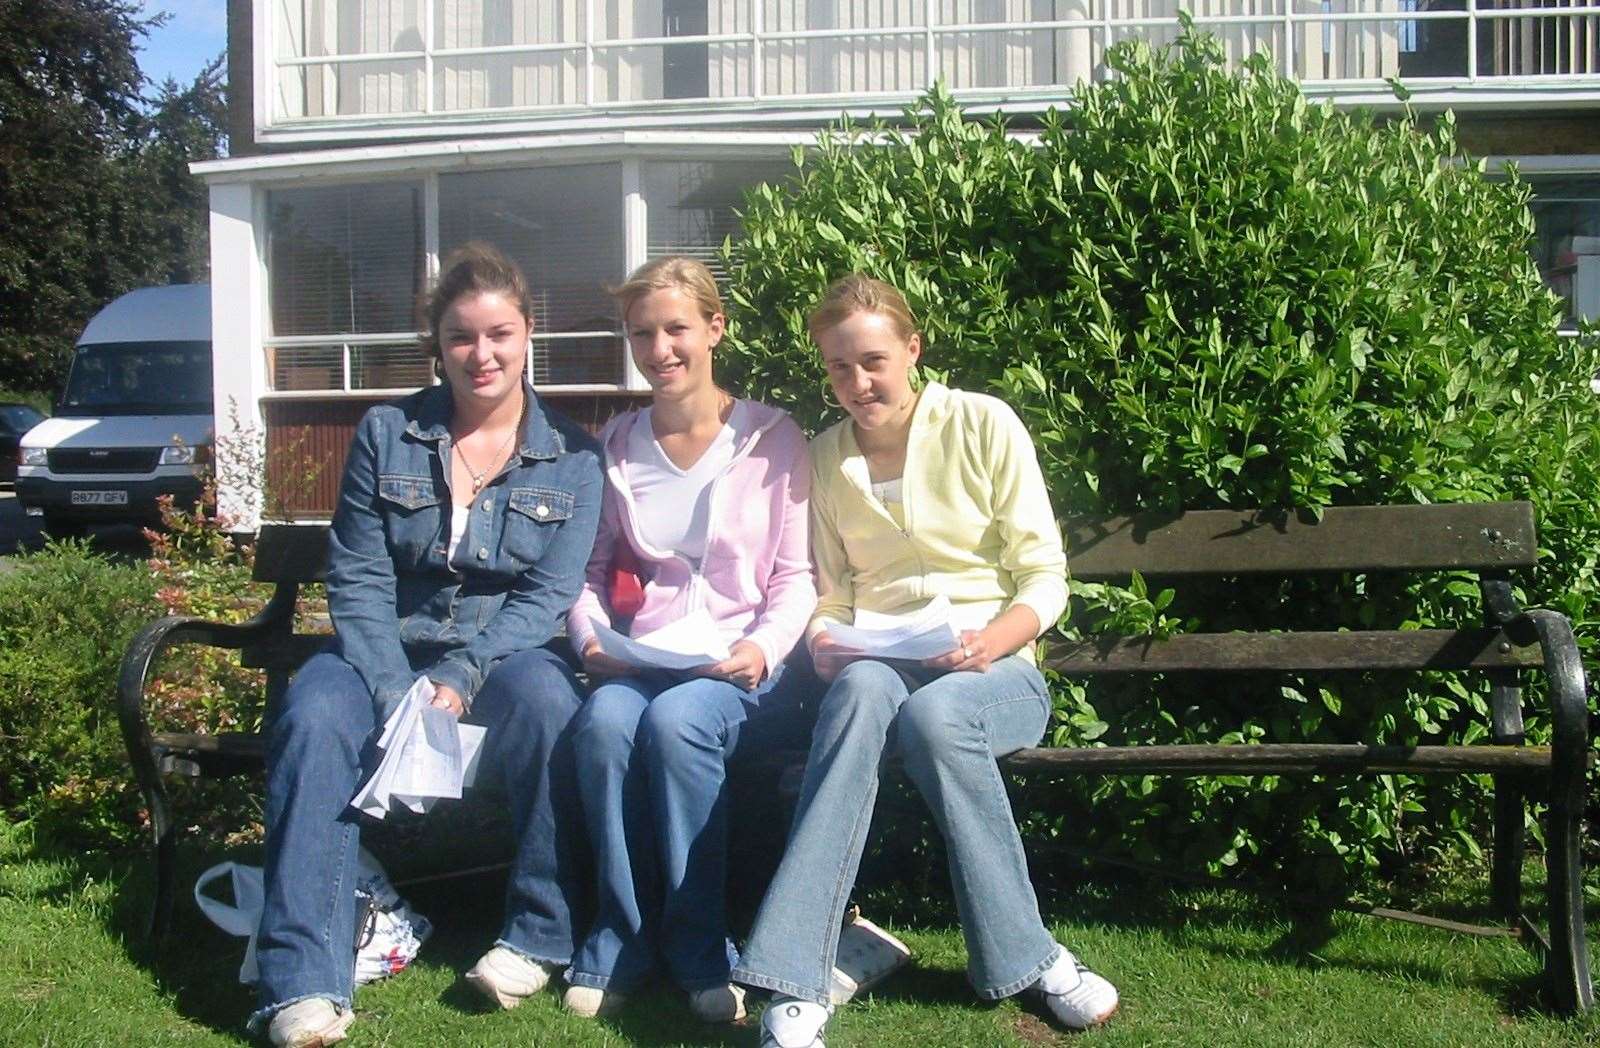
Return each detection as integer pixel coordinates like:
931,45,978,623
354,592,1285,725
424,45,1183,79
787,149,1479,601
458,723,486,788
823,594,962,661
350,677,488,819
591,608,732,671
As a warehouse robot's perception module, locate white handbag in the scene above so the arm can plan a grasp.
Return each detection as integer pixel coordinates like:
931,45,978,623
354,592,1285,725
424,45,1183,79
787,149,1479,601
194,849,431,986
830,912,913,1004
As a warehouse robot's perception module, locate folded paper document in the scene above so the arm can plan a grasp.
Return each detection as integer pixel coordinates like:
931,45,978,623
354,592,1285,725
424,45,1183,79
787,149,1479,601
823,594,962,661
591,608,733,671
350,676,486,819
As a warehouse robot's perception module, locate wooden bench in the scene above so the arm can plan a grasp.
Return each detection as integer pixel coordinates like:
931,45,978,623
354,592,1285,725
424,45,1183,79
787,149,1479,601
117,502,1594,1013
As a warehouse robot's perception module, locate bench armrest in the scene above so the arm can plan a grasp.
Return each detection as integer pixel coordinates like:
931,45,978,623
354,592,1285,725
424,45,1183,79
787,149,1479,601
1511,609,1590,784
1479,576,1589,761
1484,574,1594,1011
116,584,299,811
117,582,299,936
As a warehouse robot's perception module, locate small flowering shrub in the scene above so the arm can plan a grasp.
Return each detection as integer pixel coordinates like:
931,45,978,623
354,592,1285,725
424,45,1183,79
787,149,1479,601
140,488,277,847
144,486,272,737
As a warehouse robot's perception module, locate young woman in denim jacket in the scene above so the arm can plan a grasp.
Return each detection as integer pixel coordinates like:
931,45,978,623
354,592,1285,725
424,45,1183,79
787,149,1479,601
561,257,816,1022
252,243,603,1048
734,275,1119,1047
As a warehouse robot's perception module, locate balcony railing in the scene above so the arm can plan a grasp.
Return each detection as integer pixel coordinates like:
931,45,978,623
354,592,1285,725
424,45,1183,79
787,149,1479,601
266,0,1600,125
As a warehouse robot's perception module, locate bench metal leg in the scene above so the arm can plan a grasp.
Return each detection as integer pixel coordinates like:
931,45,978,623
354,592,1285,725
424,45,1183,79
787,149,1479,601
151,782,177,938
1491,780,1525,918
1526,610,1594,1014
1545,767,1592,1014
1486,669,1525,918
117,616,187,938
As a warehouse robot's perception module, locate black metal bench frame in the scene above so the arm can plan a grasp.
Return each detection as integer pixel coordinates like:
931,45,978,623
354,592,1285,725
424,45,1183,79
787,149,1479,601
117,502,1594,1014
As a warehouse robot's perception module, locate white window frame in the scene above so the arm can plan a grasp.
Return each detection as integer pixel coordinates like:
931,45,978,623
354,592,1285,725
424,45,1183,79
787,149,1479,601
1487,154,1600,336
253,0,1600,146
218,134,811,401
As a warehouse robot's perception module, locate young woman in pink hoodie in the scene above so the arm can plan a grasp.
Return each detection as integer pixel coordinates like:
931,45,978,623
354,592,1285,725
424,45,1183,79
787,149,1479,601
562,256,816,1021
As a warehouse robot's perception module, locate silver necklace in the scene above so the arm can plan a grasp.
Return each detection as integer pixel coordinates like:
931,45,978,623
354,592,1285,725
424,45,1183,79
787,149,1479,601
453,412,521,494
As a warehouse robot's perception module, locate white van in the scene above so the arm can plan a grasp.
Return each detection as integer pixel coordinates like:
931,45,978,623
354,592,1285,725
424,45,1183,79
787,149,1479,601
17,285,212,533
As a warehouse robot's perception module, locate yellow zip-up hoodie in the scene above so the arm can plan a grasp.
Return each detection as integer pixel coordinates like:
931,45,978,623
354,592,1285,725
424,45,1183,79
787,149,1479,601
806,382,1069,664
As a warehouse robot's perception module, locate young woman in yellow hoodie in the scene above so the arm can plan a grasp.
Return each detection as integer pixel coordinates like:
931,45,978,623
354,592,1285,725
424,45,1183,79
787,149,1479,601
733,275,1119,1047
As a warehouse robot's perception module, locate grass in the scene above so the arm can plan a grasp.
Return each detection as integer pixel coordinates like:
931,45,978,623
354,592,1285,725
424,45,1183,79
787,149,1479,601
1,820,1596,1047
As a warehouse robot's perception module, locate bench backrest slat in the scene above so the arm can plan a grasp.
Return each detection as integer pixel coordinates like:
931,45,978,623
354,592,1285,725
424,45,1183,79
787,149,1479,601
1064,503,1536,580
251,502,1538,644
255,524,331,584
1045,628,1543,674
258,503,1537,589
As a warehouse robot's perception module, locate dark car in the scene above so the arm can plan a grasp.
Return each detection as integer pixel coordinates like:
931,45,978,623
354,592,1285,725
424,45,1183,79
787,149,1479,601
0,402,47,486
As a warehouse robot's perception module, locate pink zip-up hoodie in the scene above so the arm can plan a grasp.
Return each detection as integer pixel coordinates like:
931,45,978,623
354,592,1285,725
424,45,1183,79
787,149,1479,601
566,399,816,676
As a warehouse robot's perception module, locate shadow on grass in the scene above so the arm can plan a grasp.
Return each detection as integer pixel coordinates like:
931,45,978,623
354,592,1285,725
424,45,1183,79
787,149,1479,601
574,1002,754,1048
65,839,753,1045
4,834,261,1041
1025,854,1587,1019
856,832,1596,1024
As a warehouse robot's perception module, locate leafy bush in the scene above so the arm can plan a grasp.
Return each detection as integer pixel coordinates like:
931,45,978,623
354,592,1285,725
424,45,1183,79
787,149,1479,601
720,22,1600,890
0,491,270,850
0,540,159,844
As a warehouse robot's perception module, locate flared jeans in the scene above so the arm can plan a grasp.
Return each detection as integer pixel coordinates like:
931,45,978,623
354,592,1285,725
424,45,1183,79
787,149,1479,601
733,656,1060,1004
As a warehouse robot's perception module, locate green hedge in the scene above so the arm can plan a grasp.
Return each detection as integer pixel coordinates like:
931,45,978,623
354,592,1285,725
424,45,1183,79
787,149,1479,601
0,505,269,850
720,22,1600,890
0,540,159,845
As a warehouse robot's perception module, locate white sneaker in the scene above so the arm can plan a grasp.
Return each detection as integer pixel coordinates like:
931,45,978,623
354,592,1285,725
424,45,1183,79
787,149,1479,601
759,996,832,1048
265,998,354,1048
689,983,747,1022
562,984,626,1018
464,946,557,1010
1031,948,1119,1031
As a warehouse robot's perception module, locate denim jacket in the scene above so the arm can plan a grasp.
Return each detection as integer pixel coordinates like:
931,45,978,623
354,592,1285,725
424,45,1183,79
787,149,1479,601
327,383,603,718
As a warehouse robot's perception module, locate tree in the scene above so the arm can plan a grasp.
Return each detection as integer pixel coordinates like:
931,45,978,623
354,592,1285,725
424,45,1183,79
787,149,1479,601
0,0,226,393
131,58,229,285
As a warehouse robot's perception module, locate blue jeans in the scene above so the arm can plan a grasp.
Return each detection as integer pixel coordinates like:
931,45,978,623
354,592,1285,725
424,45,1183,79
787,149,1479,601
732,656,1059,1004
251,646,587,1025
567,664,804,992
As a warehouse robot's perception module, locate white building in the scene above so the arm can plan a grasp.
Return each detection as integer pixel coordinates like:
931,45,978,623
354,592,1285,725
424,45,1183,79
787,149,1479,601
198,0,1600,525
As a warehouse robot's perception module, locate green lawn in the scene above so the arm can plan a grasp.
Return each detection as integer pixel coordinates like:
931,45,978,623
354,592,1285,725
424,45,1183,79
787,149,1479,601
2,821,1595,1047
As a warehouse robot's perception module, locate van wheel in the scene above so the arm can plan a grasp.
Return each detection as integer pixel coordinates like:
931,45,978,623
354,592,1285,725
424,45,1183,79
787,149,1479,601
42,514,88,539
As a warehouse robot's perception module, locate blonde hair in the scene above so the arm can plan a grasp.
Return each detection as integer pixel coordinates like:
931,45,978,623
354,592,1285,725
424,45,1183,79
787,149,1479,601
610,256,724,325
807,274,919,343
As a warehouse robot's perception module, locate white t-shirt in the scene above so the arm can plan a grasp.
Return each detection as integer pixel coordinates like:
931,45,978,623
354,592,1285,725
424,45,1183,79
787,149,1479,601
870,476,905,528
446,502,469,566
626,403,746,564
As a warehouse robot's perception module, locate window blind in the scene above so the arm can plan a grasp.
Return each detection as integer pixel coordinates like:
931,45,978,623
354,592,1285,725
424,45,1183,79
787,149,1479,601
440,164,626,384
268,182,425,337
643,159,795,285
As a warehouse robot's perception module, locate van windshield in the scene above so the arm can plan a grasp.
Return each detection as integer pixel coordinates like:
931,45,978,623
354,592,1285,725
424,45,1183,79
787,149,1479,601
58,341,212,417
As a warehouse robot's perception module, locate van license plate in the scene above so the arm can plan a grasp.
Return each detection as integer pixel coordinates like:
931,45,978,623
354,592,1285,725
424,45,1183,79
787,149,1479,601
71,490,128,506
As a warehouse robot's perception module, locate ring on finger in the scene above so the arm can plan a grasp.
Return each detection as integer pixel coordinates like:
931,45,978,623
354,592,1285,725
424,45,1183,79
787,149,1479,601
962,646,972,659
